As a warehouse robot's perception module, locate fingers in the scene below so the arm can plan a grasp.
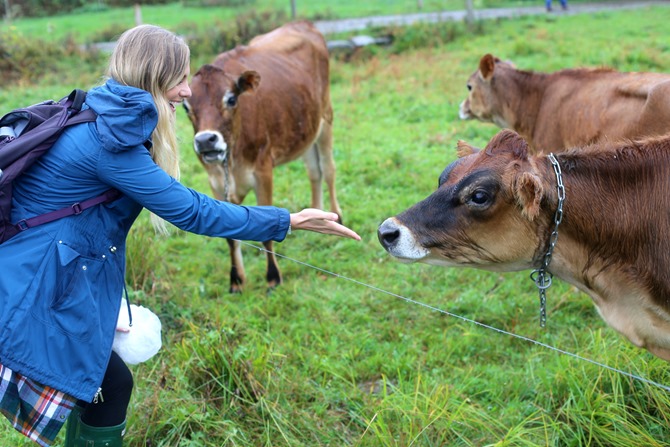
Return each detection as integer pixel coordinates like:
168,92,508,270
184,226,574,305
301,208,339,222
320,221,361,240
330,222,361,240
289,209,361,240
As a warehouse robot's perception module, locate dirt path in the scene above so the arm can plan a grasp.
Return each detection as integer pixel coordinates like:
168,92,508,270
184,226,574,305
314,1,669,35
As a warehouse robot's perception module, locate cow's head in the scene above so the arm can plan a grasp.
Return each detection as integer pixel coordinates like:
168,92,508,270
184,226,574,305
459,54,515,129
378,129,551,272
183,64,260,164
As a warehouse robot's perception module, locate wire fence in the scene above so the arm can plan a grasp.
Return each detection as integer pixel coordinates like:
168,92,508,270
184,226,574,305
241,240,670,394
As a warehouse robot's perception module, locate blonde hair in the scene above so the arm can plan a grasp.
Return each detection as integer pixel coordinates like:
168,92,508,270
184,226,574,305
107,24,190,234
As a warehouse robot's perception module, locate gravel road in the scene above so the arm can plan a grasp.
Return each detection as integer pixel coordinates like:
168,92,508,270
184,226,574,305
314,1,669,35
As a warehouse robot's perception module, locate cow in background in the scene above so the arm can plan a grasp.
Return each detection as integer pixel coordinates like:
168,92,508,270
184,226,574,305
378,129,670,361
184,21,342,293
459,54,670,152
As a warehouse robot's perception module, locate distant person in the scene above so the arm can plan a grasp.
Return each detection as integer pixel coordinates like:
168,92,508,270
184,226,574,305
0,24,360,447
546,0,567,11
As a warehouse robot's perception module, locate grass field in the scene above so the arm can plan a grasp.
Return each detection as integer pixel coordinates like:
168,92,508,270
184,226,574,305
2,2,670,446
0,0,642,43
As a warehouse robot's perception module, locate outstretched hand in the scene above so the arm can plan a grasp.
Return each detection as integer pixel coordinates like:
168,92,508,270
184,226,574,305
290,208,361,241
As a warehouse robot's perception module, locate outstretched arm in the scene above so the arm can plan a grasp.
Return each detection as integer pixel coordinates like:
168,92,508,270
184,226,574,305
290,208,361,241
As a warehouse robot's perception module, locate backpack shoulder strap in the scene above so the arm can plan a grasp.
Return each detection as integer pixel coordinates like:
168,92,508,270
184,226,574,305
69,89,88,111
66,108,97,126
6,189,121,240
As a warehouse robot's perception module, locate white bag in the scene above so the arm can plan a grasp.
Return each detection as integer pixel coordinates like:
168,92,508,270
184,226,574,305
112,298,162,365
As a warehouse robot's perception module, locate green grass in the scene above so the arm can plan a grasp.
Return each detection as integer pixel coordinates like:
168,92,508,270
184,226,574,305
2,3,670,446
0,0,645,43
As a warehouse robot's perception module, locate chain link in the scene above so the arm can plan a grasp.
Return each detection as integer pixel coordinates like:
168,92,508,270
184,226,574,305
530,153,565,327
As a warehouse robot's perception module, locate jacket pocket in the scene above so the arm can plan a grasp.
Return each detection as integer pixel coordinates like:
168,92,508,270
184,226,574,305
29,241,105,341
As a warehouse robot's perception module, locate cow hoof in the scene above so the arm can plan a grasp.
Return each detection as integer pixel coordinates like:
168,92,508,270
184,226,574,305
266,279,282,294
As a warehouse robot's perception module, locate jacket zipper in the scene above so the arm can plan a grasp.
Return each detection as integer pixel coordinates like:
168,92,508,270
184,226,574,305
93,387,104,404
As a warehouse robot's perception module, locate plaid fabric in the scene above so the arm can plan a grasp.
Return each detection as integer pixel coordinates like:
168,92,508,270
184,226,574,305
0,363,76,447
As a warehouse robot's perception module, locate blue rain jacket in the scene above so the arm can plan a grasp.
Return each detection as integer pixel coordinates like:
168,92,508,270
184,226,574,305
0,79,290,401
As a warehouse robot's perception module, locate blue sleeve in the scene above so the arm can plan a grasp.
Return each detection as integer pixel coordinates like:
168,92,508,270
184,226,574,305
97,144,290,242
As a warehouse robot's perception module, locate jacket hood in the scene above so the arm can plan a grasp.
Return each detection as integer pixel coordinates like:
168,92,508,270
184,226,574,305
86,79,158,153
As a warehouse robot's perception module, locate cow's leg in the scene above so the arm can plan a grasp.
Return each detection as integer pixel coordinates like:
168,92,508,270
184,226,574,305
202,162,249,293
227,178,256,293
254,162,282,291
315,119,342,222
227,238,246,293
302,145,325,211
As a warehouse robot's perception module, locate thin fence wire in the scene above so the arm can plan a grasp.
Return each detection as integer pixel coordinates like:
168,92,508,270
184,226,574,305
241,240,670,393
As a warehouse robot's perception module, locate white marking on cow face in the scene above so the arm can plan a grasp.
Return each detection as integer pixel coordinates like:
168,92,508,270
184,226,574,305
458,99,472,120
377,217,430,262
193,130,229,164
223,90,238,109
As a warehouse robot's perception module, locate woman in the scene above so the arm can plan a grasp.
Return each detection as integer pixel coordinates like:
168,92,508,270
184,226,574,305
0,25,360,446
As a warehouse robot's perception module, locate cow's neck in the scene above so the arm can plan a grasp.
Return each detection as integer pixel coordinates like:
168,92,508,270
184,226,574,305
503,70,547,145
537,147,670,358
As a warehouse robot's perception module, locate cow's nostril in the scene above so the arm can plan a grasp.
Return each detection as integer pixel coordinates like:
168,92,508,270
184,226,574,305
380,229,399,246
195,133,219,147
377,220,400,249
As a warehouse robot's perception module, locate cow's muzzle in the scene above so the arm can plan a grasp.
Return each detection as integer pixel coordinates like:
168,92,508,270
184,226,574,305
194,130,228,164
458,100,472,120
378,218,429,261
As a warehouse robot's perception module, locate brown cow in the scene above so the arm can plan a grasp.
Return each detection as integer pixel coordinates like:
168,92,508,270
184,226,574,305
184,21,342,292
459,54,670,152
378,129,670,361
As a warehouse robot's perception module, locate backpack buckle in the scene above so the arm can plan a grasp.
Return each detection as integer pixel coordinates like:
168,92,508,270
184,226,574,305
71,202,83,215
16,220,28,231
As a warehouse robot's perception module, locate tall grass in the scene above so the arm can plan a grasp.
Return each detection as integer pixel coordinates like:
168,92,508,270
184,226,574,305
2,3,670,447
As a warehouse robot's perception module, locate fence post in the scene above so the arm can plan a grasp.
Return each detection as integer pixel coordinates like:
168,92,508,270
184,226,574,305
465,0,474,24
134,3,142,26
290,0,296,19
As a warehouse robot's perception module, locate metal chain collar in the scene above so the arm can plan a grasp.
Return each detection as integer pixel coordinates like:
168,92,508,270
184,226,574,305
529,153,565,327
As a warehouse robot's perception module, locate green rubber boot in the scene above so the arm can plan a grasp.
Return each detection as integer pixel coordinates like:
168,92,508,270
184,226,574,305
63,404,84,446
63,411,126,447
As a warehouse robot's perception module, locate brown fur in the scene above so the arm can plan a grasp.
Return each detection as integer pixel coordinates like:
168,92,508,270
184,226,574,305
459,53,670,153
379,129,670,360
184,21,341,292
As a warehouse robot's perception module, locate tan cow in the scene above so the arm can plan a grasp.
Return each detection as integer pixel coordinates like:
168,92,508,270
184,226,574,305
459,54,670,152
378,129,670,361
184,21,341,293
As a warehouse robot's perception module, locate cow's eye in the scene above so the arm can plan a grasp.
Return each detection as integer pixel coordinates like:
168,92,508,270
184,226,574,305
469,190,490,206
226,95,237,108
467,84,472,92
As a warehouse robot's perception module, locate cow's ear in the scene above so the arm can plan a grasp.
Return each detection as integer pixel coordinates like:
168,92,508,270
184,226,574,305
514,172,544,220
236,70,261,94
479,54,496,81
485,129,529,160
456,140,480,158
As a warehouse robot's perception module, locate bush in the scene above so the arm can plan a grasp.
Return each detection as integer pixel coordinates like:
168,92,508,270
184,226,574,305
389,21,474,54
186,9,288,57
0,27,67,82
0,26,105,85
